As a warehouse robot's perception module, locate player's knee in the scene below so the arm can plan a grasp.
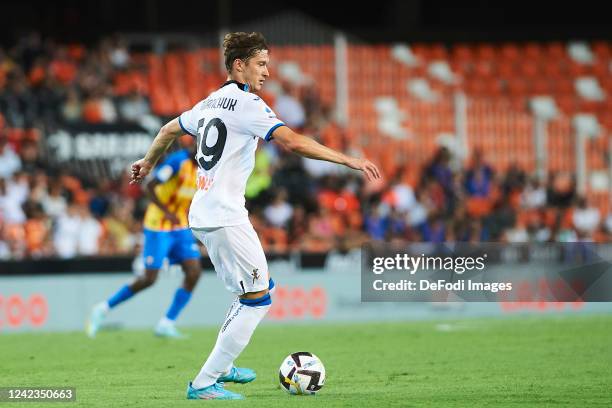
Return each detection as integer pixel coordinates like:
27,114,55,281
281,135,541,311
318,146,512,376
142,271,159,288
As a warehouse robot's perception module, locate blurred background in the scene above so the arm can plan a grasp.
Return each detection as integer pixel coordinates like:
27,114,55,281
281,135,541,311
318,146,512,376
2,0,612,331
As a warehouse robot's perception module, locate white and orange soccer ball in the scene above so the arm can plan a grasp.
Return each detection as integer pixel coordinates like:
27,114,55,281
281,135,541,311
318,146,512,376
278,352,326,395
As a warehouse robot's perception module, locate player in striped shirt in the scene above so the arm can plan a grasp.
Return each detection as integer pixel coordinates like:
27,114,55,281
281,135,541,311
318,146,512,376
87,140,202,338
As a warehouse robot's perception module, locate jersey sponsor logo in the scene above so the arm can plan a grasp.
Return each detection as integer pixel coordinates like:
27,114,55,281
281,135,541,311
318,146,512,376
196,173,214,191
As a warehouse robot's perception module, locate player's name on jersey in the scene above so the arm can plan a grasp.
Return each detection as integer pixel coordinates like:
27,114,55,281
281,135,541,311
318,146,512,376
201,97,238,111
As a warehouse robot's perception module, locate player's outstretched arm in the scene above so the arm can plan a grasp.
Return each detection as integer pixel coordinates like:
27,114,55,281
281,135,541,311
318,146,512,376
271,125,382,181
130,118,184,184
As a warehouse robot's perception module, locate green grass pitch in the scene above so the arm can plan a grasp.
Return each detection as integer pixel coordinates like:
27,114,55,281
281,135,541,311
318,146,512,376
2,315,611,407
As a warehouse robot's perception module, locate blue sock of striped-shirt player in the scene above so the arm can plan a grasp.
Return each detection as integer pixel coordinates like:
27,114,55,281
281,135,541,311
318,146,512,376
106,285,193,321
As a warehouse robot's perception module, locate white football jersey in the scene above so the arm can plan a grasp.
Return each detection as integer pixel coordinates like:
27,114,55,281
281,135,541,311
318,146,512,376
179,81,285,228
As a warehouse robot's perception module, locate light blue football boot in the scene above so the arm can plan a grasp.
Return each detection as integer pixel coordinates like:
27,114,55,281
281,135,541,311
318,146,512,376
186,382,245,400
86,302,108,338
154,319,187,339
217,367,256,384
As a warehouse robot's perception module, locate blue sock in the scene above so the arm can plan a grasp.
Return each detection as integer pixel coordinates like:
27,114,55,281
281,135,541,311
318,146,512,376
165,288,192,321
107,285,134,308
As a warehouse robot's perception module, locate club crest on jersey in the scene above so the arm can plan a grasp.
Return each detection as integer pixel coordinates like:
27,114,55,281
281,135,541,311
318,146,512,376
252,268,260,283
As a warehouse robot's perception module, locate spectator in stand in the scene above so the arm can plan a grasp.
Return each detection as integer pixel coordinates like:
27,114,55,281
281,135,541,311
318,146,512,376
547,172,576,208
418,176,446,215
119,90,150,123
107,35,130,69
77,205,103,256
42,179,68,220
0,131,22,179
53,203,81,258
464,149,494,197
572,196,601,241
521,176,547,209
503,215,529,243
424,147,454,206
271,152,314,210
19,138,45,173
274,81,306,130
49,46,77,86
61,88,82,123
263,188,293,228
364,203,389,241
82,87,117,123
526,212,552,242
287,205,308,247
27,170,48,203
2,69,37,127
419,213,446,243
103,201,138,255
34,75,64,126
406,189,429,228
1,172,29,225
302,206,335,252
22,199,52,257
301,83,324,127
387,207,408,241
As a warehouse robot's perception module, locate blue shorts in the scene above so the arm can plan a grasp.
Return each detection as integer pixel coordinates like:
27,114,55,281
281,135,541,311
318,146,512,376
143,228,200,270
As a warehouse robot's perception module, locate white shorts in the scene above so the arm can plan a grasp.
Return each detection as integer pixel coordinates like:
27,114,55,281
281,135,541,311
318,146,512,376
192,222,269,295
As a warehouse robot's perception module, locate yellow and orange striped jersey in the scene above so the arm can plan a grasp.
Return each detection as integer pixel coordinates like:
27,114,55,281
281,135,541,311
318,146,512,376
143,149,197,231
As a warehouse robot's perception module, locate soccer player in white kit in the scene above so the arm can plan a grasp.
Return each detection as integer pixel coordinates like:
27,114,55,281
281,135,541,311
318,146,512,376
130,32,381,400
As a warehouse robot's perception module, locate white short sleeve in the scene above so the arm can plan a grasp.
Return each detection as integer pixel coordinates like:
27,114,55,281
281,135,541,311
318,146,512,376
242,96,285,141
178,104,199,137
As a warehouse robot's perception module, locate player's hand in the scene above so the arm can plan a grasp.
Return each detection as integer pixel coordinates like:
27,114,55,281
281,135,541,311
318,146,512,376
129,159,153,184
346,157,382,181
164,211,181,226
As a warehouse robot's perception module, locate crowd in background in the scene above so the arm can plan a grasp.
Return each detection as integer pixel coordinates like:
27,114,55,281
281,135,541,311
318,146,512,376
1,34,612,260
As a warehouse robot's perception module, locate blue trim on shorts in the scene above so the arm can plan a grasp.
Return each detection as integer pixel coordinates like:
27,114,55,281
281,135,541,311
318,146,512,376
268,278,275,291
239,293,272,306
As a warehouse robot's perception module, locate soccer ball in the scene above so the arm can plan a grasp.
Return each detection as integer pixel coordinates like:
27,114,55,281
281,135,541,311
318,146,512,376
278,352,326,395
